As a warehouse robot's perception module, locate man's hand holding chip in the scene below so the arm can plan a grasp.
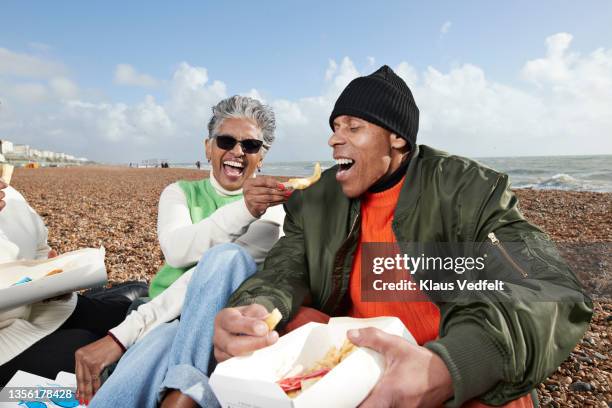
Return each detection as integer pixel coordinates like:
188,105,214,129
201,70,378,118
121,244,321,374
348,327,454,408
213,304,280,363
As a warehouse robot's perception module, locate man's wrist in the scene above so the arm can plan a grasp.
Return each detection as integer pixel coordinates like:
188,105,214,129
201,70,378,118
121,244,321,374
428,350,455,403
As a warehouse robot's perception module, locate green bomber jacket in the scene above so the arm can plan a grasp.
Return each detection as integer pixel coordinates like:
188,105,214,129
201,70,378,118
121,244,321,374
228,144,592,406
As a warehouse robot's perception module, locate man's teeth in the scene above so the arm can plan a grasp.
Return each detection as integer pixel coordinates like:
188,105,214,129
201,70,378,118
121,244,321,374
223,161,244,169
335,158,354,165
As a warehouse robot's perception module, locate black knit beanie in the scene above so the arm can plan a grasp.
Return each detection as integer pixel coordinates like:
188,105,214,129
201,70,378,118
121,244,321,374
329,65,419,149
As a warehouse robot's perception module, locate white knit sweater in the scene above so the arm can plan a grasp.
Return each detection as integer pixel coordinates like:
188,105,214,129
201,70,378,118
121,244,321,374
0,187,77,365
109,174,285,349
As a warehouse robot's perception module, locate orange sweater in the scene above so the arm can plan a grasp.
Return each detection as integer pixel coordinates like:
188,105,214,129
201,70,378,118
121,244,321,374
348,177,441,345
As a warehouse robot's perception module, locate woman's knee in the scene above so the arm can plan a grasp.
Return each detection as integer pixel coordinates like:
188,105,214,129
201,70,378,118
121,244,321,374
194,244,255,280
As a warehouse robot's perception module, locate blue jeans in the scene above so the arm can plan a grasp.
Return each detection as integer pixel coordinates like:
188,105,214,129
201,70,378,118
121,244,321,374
90,244,258,408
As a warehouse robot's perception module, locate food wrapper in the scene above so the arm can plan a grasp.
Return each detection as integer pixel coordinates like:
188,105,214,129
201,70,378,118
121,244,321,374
0,247,107,311
210,316,415,408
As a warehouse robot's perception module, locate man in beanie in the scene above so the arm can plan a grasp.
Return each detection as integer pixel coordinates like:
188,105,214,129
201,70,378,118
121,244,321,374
214,66,591,407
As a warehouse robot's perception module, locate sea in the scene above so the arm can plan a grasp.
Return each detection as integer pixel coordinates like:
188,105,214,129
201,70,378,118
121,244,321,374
174,155,612,193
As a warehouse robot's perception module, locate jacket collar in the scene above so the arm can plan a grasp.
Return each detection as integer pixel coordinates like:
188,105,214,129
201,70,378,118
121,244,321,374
393,145,422,229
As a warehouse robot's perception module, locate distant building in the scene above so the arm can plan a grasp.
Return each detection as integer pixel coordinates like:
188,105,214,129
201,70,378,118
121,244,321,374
13,144,30,157
0,139,88,165
0,140,14,155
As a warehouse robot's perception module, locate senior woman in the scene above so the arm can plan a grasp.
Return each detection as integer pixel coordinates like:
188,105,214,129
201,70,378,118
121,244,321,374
76,96,288,408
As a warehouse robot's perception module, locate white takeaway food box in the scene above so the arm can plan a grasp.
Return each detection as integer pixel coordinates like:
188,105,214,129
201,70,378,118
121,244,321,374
0,247,107,311
210,316,415,408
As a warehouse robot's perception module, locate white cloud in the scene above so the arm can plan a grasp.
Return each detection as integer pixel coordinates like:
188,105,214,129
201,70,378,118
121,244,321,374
440,21,452,38
242,88,266,104
114,64,159,87
10,82,48,103
394,61,419,88
49,77,79,99
0,47,66,78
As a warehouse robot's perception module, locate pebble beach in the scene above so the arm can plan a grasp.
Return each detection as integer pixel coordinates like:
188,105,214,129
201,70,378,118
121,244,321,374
10,166,612,407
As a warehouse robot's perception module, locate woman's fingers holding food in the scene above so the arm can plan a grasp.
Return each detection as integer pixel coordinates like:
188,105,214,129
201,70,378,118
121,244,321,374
243,175,283,192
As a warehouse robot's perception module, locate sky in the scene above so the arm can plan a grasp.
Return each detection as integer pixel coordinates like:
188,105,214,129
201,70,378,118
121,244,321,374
1,1,611,163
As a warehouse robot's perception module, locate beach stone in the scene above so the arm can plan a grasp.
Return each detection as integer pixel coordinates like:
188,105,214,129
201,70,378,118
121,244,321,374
546,384,559,392
593,352,608,360
578,356,594,364
539,396,552,406
563,376,573,384
569,381,593,392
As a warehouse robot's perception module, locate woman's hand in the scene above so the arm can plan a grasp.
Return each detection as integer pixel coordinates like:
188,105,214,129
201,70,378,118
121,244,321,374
75,335,125,405
243,176,291,218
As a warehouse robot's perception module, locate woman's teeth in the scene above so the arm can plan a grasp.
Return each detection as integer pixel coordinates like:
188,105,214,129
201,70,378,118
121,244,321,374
223,160,245,178
223,160,244,169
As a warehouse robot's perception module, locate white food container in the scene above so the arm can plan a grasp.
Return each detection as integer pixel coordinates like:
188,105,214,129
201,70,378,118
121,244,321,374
0,247,107,311
210,316,415,408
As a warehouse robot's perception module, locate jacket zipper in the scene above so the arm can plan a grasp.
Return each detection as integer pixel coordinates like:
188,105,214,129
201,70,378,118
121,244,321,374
324,212,360,313
488,232,529,278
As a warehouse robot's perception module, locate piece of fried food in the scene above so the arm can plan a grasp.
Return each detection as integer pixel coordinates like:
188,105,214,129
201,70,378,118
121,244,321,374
0,164,14,185
264,308,282,331
279,339,357,398
283,162,321,190
45,268,63,277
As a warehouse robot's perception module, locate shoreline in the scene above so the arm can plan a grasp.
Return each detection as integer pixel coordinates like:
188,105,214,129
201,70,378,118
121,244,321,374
9,166,612,406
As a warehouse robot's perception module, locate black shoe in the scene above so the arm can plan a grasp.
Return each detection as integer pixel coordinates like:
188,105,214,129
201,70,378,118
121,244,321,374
84,281,149,302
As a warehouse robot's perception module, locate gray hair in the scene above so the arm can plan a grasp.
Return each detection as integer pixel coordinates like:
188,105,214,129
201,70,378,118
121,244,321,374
207,95,276,155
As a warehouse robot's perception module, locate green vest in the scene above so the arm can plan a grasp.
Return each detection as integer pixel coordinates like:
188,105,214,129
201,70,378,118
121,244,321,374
149,179,243,298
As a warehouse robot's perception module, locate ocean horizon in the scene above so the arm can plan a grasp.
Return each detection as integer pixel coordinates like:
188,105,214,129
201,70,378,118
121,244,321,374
163,154,612,193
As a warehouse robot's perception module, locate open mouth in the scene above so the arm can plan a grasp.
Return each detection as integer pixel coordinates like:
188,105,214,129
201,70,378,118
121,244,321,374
222,160,245,178
335,157,355,181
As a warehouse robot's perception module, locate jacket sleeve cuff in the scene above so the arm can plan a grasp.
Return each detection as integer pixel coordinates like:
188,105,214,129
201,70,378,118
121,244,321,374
230,295,278,314
425,323,505,407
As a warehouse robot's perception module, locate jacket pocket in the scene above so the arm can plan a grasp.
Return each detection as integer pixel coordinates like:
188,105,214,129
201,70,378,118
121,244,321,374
487,232,529,278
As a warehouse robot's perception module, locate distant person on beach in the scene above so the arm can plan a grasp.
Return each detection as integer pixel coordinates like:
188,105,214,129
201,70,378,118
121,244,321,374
195,160,201,170
79,96,288,407
212,66,592,407
0,183,143,389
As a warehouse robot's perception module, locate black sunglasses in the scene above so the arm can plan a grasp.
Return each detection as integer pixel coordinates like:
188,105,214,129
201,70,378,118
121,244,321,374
214,135,264,154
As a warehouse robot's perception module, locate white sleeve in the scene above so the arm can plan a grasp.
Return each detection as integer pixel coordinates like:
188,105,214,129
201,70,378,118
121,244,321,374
157,183,258,268
0,233,19,263
109,266,193,348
